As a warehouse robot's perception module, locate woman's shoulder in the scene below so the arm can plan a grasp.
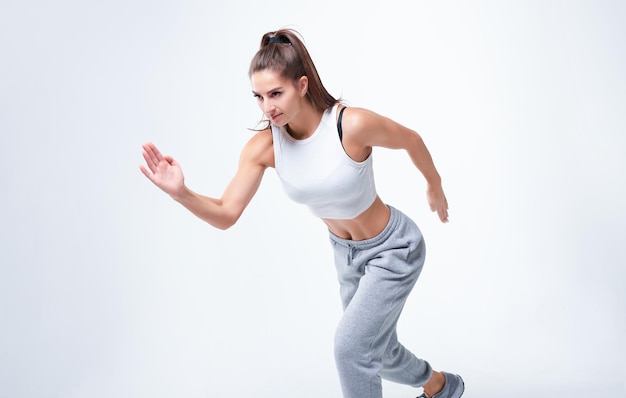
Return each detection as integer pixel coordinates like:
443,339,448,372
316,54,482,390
247,127,273,145
242,128,274,168
341,106,380,119
339,106,385,134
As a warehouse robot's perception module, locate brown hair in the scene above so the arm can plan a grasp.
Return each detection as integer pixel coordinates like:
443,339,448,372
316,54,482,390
249,29,338,113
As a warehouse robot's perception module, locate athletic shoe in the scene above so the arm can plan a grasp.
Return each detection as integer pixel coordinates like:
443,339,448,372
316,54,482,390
416,371,464,398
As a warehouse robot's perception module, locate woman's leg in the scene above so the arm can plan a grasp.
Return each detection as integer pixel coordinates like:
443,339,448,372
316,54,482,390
330,207,432,398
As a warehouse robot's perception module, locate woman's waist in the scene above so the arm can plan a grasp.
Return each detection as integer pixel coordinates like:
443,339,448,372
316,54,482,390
323,196,390,241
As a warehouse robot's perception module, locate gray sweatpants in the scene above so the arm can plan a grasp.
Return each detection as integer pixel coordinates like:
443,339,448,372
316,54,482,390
329,206,432,398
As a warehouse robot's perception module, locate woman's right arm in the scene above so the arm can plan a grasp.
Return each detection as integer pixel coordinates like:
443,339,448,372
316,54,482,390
140,130,274,230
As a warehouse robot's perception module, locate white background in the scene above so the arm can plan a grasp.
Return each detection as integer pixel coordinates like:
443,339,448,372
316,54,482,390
1,1,624,397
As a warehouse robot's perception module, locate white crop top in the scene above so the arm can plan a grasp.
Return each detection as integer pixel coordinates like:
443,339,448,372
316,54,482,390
271,104,377,219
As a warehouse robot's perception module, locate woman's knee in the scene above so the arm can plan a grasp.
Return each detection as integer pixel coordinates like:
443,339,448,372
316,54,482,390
334,327,369,368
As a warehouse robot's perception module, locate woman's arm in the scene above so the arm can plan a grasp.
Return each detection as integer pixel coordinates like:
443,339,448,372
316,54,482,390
140,130,274,229
341,107,449,222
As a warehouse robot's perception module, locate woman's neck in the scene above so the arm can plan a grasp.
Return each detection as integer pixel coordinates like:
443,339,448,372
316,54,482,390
286,102,324,140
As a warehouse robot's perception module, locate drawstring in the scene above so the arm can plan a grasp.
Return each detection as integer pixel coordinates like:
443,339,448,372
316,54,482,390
346,244,356,266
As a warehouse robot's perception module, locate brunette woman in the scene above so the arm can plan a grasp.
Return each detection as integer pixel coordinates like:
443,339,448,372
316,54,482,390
140,28,463,398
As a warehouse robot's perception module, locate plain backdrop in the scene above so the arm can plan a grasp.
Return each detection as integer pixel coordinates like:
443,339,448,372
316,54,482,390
1,1,624,397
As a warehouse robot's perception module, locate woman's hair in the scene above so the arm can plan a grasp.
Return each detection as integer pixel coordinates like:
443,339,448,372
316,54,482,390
249,29,338,113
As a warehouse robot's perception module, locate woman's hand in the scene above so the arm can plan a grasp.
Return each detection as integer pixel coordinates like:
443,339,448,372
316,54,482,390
140,142,185,198
427,184,449,223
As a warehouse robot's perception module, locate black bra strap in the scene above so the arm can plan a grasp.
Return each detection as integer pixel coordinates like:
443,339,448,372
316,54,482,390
337,106,347,142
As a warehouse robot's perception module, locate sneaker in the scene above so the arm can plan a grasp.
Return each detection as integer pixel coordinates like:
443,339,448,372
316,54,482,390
416,371,464,398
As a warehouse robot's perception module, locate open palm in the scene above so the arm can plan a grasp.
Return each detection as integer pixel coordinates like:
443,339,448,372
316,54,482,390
140,142,184,196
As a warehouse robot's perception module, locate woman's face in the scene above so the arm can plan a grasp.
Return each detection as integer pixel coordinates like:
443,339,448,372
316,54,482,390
251,69,307,127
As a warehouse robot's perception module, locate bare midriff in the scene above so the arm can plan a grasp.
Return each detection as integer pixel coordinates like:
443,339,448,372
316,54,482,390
322,196,391,241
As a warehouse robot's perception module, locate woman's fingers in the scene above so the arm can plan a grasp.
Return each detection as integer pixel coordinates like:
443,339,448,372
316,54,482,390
440,197,449,222
141,142,163,169
141,149,156,173
438,205,449,223
439,197,449,222
141,142,170,173
428,189,449,223
139,164,156,182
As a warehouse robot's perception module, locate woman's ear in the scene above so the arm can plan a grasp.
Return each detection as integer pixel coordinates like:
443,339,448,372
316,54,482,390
298,76,309,97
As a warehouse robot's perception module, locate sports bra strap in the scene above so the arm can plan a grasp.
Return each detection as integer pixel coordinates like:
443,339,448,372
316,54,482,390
337,106,347,142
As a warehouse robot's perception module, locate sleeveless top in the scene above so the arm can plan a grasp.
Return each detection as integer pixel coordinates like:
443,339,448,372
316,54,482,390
271,104,377,219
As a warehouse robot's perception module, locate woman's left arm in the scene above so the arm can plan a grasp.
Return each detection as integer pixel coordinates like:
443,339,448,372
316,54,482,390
343,107,449,222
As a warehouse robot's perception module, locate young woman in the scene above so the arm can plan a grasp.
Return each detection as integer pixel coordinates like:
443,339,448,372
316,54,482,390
140,29,464,398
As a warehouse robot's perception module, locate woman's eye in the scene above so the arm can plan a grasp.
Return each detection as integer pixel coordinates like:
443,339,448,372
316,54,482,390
271,92,281,97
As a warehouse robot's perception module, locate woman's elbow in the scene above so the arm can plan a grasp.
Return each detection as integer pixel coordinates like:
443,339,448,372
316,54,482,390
211,212,240,230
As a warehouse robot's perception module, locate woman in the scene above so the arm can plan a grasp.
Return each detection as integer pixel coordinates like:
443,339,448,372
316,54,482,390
140,28,464,398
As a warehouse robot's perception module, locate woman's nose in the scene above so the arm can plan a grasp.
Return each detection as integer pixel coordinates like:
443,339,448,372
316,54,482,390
263,100,275,114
